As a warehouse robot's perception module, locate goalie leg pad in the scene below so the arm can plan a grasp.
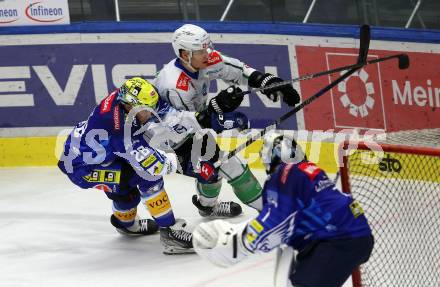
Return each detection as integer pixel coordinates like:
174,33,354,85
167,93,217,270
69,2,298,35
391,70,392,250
290,236,374,287
193,220,251,268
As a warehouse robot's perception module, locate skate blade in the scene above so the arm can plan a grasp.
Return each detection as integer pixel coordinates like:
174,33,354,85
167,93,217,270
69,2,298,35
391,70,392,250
115,228,157,237
162,246,195,255
198,211,243,219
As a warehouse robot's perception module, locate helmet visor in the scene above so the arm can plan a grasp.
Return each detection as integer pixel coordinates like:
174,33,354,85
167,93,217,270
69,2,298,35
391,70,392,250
192,40,214,56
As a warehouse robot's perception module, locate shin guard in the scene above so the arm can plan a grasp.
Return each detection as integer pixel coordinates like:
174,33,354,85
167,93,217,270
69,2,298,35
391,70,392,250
228,165,262,211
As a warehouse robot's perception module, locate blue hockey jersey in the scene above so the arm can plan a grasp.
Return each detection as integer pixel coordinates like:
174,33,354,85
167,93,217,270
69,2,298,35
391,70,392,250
243,161,372,253
58,89,172,180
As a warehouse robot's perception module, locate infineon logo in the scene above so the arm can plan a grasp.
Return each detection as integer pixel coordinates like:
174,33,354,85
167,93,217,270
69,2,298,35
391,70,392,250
0,8,19,23
25,1,64,23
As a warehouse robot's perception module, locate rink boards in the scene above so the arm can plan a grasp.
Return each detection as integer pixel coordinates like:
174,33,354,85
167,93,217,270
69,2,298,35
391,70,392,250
0,23,439,169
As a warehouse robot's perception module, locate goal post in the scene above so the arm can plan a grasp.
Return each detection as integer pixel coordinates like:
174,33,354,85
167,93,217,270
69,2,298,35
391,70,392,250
339,141,440,287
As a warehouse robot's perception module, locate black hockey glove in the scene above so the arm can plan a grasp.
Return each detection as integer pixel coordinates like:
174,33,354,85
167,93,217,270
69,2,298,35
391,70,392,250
208,86,244,114
195,109,212,129
248,71,300,107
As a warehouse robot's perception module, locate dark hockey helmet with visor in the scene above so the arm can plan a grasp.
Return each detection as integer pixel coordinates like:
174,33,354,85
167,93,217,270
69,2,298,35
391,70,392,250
260,131,305,174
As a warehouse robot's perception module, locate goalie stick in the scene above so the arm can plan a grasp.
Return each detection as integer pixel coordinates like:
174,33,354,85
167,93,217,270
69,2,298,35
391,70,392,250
201,25,372,175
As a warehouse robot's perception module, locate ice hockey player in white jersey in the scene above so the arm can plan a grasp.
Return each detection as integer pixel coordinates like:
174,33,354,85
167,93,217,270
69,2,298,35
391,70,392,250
153,24,300,218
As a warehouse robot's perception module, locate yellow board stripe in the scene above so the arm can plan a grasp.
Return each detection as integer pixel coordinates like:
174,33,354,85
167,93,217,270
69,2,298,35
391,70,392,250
0,136,340,173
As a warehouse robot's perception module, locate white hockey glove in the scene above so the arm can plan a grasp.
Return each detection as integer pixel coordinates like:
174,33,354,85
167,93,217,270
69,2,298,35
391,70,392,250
193,220,252,268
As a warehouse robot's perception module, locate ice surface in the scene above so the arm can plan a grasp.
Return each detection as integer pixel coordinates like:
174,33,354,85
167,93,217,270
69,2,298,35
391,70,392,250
0,167,352,287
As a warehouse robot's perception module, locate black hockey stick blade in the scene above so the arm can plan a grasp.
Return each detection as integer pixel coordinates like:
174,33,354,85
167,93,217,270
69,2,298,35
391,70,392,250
357,25,371,64
398,54,410,69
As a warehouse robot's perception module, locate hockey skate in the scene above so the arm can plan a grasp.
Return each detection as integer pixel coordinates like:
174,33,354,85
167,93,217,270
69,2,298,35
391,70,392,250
160,219,195,255
110,215,159,236
192,195,242,218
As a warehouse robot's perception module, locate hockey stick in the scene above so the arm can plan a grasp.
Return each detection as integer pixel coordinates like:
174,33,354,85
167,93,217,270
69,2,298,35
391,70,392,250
195,26,372,181
240,53,408,97
205,25,372,171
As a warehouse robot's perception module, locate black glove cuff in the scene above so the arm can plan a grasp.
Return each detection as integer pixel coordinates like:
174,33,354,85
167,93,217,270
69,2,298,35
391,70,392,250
208,98,224,115
196,110,212,129
248,71,265,88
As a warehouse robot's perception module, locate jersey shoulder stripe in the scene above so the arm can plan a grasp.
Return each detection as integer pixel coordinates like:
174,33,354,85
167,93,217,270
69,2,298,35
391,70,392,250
280,163,295,184
100,91,116,114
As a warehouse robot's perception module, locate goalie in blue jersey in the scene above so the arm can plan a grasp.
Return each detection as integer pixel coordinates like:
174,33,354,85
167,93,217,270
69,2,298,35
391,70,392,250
193,131,374,286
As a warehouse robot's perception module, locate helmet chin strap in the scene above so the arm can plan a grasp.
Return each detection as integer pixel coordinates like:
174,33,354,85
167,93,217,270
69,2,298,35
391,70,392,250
180,51,199,72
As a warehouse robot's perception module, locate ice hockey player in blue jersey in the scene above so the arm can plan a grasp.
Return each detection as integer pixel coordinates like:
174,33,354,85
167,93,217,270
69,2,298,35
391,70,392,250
58,77,194,254
193,131,374,286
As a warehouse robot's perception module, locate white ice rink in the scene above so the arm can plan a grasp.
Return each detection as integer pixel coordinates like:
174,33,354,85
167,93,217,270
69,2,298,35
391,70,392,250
0,167,352,287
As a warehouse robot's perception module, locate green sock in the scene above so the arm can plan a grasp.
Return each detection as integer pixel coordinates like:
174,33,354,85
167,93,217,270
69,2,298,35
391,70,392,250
228,165,262,205
196,180,222,198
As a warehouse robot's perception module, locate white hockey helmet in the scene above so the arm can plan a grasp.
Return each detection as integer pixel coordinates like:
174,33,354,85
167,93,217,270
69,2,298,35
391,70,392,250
172,24,213,58
260,131,305,174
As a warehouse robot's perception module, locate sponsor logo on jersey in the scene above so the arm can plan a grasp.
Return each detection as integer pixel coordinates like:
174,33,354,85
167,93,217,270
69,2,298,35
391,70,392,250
298,162,321,180
141,154,157,168
207,51,222,66
152,162,164,175
176,72,191,91
100,92,116,114
113,105,120,131
378,153,402,173
315,178,335,192
84,170,121,184
349,200,365,218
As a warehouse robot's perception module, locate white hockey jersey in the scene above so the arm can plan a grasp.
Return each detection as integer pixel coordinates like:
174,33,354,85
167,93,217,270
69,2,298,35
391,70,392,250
152,50,257,113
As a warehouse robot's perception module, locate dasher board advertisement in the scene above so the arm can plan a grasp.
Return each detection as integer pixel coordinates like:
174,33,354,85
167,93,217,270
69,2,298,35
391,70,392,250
0,0,70,27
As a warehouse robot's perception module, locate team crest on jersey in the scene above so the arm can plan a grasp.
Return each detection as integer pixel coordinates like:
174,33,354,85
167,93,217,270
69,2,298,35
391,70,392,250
176,72,191,91
207,51,222,66
100,92,116,114
298,162,321,180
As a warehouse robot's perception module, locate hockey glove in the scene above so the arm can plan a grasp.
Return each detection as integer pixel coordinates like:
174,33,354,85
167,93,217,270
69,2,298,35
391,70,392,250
210,111,250,133
196,160,218,183
193,220,252,268
248,71,300,107
208,86,244,114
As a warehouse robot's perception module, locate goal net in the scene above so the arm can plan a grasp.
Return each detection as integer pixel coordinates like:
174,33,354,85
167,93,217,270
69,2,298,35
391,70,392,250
339,132,440,287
